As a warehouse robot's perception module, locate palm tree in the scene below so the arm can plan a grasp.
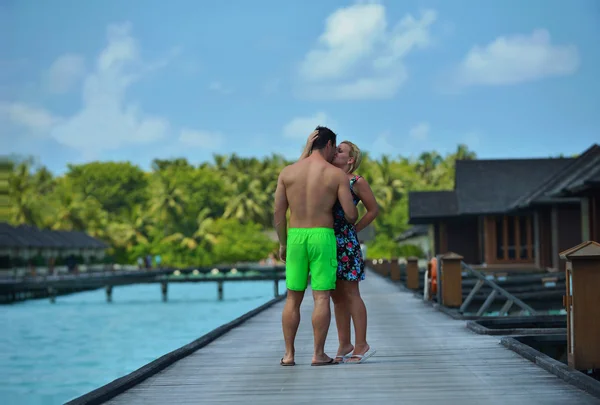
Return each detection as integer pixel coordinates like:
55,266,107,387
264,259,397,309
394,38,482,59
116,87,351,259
8,159,48,226
50,179,104,231
223,173,270,226
370,156,404,211
161,208,217,250
148,171,186,236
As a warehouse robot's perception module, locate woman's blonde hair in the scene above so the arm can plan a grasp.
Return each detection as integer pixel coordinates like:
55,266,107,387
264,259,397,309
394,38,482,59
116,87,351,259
341,140,362,173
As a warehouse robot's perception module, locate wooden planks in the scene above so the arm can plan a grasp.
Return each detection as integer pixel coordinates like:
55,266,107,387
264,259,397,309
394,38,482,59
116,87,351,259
105,270,600,405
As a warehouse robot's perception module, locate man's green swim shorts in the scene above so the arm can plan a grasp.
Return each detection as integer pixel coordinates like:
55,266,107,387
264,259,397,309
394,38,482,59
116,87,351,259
286,227,337,291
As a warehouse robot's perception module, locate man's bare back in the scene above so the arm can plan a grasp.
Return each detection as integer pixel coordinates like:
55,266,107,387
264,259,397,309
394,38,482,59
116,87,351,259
278,154,358,228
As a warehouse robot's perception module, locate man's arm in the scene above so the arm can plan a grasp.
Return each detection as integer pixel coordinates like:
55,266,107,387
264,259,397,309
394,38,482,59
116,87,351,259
336,171,358,224
273,170,289,248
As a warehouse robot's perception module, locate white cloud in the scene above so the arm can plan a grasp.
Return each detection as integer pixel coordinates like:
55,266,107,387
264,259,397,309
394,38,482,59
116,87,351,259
296,4,436,100
371,131,398,156
178,128,223,149
455,29,579,87
0,102,59,133
283,112,331,139
1,23,221,160
46,23,172,158
44,54,86,94
409,122,430,141
208,81,233,94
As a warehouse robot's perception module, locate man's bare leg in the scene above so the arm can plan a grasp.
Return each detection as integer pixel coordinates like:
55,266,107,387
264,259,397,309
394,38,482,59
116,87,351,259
331,285,353,361
282,290,305,364
311,289,336,364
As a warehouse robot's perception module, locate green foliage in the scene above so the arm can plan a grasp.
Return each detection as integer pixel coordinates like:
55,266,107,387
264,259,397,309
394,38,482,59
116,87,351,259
6,145,475,266
210,218,277,264
66,161,148,218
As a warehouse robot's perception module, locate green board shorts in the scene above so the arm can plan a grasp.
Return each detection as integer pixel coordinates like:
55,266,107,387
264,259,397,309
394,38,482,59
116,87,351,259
285,227,337,291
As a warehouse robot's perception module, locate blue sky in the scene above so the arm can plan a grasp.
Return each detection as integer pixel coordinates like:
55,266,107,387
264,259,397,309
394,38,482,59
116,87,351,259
1,0,599,174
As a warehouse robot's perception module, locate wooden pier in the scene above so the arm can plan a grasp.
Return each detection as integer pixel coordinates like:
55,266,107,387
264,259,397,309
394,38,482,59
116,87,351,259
0,265,285,303
70,269,600,405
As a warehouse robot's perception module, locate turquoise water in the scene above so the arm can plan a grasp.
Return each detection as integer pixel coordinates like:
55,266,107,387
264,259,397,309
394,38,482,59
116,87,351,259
0,280,285,405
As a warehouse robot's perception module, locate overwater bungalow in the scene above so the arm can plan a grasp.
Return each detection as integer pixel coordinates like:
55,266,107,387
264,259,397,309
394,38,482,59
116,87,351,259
408,144,600,271
0,223,109,275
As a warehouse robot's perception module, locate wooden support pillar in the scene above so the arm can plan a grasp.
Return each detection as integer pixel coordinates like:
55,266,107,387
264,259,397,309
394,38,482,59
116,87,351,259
560,241,600,372
551,205,559,269
217,281,224,301
161,281,168,302
375,259,382,275
382,259,391,278
274,279,279,297
105,285,113,303
534,211,541,268
371,259,382,275
48,286,56,304
390,258,400,281
406,257,419,290
441,252,463,308
581,197,590,242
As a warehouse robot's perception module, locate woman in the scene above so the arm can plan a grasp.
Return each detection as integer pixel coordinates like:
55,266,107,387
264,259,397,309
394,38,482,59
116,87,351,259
300,132,379,364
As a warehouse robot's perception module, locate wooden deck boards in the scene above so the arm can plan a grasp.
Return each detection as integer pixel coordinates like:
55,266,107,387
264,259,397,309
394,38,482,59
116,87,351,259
106,271,600,405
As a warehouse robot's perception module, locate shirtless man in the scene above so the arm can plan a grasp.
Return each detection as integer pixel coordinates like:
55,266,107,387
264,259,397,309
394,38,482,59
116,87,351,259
274,126,358,366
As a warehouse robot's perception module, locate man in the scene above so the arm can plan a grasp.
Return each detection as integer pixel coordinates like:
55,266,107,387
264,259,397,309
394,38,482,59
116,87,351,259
273,126,358,366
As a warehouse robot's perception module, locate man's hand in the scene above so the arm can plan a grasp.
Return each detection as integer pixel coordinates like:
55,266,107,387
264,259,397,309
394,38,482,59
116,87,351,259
278,245,287,262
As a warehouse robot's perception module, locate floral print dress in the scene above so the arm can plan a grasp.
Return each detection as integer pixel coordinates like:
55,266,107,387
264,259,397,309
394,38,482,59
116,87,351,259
332,175,365,282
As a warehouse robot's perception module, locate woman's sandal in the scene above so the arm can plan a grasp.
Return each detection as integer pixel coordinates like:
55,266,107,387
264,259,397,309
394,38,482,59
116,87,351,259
346,348,376,364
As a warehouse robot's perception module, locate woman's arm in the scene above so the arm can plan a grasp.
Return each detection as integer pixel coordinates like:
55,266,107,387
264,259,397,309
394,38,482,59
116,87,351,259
353,177,379,233
298,130,319,160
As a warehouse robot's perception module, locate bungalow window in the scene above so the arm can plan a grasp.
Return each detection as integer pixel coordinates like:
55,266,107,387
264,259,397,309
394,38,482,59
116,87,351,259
494,215,534,261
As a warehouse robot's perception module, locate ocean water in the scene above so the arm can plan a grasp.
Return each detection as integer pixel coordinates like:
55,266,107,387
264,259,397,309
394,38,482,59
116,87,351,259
0,280,285,405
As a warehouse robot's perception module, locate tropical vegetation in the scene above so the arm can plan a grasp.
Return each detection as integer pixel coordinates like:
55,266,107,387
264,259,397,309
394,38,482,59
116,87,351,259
4,145,476,266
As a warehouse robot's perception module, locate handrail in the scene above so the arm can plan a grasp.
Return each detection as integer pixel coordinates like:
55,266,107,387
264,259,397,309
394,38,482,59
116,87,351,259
459,261,537,316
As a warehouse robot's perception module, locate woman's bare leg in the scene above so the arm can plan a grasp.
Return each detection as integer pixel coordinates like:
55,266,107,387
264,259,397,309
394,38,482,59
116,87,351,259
331,285,353,361
342,280,369,361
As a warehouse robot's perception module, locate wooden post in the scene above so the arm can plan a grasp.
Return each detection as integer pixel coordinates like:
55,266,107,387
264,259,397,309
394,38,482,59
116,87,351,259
386,259,393,277
441,252,463,308
369,259,379,274
274,279,279,297
217,281,224,301
559,241,600,371
161,281,168,302
48,286,56,304
105,285,113,303
390,258,401,281
406,257,419,290
371,259,380,274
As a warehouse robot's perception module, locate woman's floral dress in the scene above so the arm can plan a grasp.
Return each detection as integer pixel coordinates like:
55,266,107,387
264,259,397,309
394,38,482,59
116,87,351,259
332,175,365,282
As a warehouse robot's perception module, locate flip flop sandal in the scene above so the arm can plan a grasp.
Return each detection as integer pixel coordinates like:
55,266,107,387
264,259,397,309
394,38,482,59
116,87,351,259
311,358,339,366
334,350,353,363
280,358,295,366
346,348,376,364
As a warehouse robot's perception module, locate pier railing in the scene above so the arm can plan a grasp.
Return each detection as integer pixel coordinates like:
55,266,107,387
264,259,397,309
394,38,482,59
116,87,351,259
368,254,563,317
459,261,537,316
0,264,285,304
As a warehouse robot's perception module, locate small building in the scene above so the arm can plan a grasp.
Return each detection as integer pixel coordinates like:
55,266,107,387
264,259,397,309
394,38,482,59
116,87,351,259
395,225,431,258
408,144,600,270
0,223,108,271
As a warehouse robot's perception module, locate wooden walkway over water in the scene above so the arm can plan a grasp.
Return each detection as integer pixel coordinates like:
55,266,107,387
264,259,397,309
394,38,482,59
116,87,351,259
104,270,599,405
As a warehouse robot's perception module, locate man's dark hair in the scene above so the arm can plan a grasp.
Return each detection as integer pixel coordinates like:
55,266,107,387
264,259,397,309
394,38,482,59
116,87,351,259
311,126,337,151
